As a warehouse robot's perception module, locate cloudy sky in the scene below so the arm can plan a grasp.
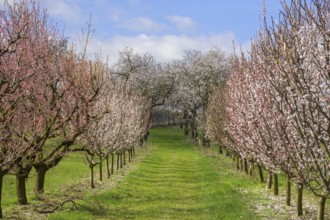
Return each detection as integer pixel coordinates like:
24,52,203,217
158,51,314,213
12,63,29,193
2,0,286,63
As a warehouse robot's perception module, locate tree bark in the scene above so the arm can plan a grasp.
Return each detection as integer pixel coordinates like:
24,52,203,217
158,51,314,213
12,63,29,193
111,153,114,174
16,166,30,205
90,165,95,189
236,155,240,170
128,149,131,163
0,172,4,218
116,153,120,170
184,121,189,136
273,173,279,196
120,153,123,168
296,184,303,216
191,125,196,139
257,164,264,183
243,159,249,175
218,145,223,154
266,171,272,190
318,196,326,220
123,151,126,165
99,159,103,182
34,164,48,198
240,158,244,172
202,135,210,147
106,156,110,179
286,176,291,206
248,162,254,176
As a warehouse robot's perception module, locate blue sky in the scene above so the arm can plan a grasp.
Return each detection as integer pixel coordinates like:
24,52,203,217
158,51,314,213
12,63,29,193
2,0,286,63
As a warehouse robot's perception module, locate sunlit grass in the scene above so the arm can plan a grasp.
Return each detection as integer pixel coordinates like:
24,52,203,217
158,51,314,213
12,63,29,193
49,127,259,219
2,152,89,208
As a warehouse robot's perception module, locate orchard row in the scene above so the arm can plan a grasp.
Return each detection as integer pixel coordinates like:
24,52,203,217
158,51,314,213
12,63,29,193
206,1,330,220
0,0,229,218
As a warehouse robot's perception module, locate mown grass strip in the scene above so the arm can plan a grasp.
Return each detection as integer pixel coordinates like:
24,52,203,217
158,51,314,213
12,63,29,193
48,127,258,220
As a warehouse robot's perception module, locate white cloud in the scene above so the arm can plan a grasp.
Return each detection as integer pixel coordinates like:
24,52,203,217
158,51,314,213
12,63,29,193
117,16,166,32
86,32,245,65
40,0,81,22
166,15,197,32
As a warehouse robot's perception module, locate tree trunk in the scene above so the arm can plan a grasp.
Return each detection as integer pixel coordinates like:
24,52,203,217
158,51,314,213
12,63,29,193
257,164,264,183
123,151,126,165
273,173,279,196
202,136,210,148
184,121,189,136
111,153,114,174
296,184,303,216
116,153,120,170
128,149,131,163
218,145,223,154
0,172,4,218
318,196,326,220
99,159,103,182
191,126,195,139
133,148,136,156
236,155,240,170
266,171,272,189
16,166,30,205
286,176,291,206
16,174,28,205
106,156,110,179
144,131,149,141
90,164,95,189
225,149,230,157
120,153,123,168
34,164,48,198
248,162,254,176
240,158,244,172
243,159,248,175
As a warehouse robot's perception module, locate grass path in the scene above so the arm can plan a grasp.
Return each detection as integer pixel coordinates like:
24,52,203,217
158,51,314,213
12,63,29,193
49,127,258,220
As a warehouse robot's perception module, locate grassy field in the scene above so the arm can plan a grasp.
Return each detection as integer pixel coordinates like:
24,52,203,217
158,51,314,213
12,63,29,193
2,127,329,219
2,152,90,218
48,127,260,220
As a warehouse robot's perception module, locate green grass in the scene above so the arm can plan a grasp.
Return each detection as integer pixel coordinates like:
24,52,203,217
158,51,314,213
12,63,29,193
2,152,90,214
48,127,259,220
4,127,327,219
